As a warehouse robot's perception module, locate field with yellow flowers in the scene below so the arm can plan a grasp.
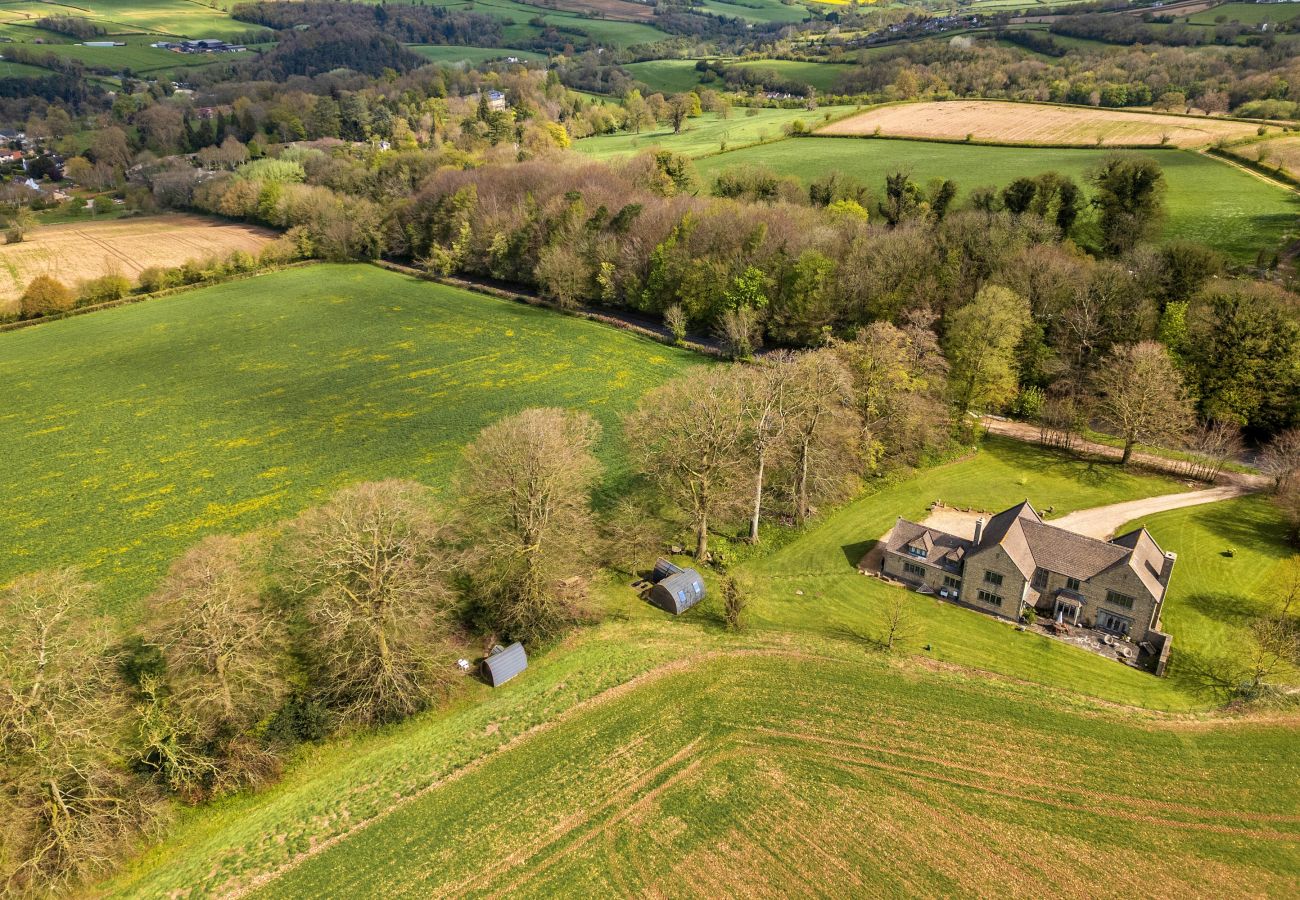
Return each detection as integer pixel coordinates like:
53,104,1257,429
0,263,699,616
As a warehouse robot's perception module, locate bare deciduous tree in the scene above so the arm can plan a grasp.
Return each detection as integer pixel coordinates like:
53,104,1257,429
1180,419,1244,483
142,534,287,800
783,349,862,526
738,357,794,543
1094,341,1195,465
458,408,602,643
879,591,916,654
280,481,456,725
0,570,159,893
1260,427,1300,493
625,367,747,560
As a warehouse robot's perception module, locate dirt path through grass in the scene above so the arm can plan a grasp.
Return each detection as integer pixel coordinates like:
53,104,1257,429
980,416,1270,489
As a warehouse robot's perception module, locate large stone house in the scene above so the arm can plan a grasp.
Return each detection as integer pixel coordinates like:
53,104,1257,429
879,501,1176,673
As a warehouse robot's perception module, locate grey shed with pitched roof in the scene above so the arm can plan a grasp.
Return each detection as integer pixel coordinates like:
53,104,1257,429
482,642,527,687
648,569,706,615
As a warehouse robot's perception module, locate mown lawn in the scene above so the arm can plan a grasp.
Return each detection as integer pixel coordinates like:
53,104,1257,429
104,629,1300,897
724,436,1221,710
573,106,851,160
1122,496,1300,690
695,137,1300,261
0,264,700,617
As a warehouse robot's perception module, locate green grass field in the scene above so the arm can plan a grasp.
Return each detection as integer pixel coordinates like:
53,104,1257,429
730,57,851,92
101,622,1300,897
623,58,715,94
573,106,851,160
695,137,1300,261
407,44,534,65
0,0,252,39
0,264,700,617
730,437,1224,710
1187,1,1300,25
426,0,670,47
697,0,811,23
1122,496,1299,690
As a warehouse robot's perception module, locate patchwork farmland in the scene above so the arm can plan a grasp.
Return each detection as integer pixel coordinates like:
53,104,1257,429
696,138,1300,261
817,100,1267,147
0,215,275,313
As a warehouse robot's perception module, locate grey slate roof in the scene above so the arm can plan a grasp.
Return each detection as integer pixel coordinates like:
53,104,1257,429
964,500,1170,600
885,518,972,572
482,642,527,687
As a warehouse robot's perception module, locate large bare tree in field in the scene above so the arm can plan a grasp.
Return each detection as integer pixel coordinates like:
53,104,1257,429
625,367,747,560
458,408,602,643
280,481,456,725
783,349,862,526
737,356,794,543
142,534,288,800
1094,341,1194,465
0,570,158,893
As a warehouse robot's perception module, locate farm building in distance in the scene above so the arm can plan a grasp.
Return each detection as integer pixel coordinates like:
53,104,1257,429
482,642,527,687
878,501,1175,675
647,559,705,615
151,39,246,53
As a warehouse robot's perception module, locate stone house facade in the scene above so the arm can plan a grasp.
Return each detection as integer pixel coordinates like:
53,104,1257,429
879,501,1176,672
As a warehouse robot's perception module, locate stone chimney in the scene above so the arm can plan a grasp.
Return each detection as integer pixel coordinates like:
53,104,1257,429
1158,551,1177,587
973,517,985,545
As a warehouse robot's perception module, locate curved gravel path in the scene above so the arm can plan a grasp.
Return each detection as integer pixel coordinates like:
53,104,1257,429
1048,485,1251,539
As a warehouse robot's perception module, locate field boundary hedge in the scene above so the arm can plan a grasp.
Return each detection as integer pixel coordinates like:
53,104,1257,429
0,260,318,333
796,131,1180,151
370,260,725,358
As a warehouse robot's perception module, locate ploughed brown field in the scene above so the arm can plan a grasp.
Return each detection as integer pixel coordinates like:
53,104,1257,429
816,100,1264,148
0,214,276,315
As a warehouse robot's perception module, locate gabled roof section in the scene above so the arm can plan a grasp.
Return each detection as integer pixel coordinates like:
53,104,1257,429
1020,520,1128,581
978,500,1041,548
1109,527,1169,598
885,518,972,571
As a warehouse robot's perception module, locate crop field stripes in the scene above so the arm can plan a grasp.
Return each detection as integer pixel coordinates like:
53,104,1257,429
232,648,815,899
740,727,1300,837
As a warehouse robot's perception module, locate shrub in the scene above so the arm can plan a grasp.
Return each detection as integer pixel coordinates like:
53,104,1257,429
226,249,257,273
20,274,74,318
1021,608,1037,626
77,272,131,306
136,266,176,293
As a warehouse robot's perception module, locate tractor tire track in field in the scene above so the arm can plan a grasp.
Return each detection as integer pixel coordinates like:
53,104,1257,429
483,749,714,898
738,729,1300,841
223,648,819,899
744,726,1300,826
